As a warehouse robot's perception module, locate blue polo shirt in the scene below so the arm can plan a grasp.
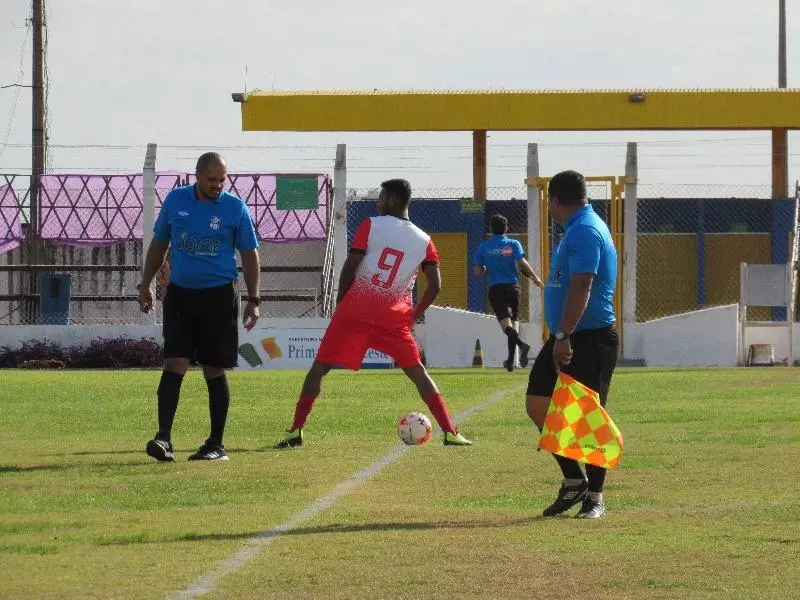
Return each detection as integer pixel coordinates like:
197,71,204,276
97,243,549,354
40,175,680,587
475,235,525,287
544,204,617,333
154,185,259,289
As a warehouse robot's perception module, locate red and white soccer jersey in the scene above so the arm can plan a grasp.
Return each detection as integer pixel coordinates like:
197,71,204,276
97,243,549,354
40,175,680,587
337,216,439,328
315,216,439,370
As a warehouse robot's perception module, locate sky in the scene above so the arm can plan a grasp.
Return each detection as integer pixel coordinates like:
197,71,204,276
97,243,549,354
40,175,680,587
0,0,799,197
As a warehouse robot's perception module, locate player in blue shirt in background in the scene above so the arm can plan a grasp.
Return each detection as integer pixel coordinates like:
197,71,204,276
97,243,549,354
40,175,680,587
474,214,544,371
138,152,261,462
526,170,619,519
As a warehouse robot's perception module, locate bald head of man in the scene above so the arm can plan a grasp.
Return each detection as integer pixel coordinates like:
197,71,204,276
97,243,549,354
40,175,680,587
195,152,227,200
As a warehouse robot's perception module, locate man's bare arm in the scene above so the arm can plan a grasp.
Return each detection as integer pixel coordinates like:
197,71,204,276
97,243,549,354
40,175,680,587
336,253,365,303
240,248,261,298
517,258,544,289
140,239,170,289
413,264,441,322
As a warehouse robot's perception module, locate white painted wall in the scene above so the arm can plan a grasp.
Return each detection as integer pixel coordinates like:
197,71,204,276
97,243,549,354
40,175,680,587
2,309,796,369
0,319,330,353
425,306,538,368
623,323,644,361
0,324,163,350
0,318,409,371
641,304,740,367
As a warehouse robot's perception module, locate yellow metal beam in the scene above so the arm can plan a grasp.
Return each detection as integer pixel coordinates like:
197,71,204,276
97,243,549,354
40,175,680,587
237,89,800,132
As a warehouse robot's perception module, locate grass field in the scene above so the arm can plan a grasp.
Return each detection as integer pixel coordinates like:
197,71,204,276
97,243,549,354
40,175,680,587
1,367,799,599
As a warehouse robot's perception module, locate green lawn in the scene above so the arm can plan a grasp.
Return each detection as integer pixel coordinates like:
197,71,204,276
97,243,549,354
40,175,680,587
1,368,798,599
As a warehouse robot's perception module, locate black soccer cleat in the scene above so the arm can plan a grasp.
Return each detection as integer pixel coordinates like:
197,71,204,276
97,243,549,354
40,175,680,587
275,428,303,449
188,438,228,461
146,437,175,462
519,343,531,368
542,480,589,516
575,495,606,519
503,359,514,372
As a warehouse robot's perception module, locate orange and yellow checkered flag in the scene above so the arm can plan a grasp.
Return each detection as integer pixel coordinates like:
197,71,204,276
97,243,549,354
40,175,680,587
537,373,623,469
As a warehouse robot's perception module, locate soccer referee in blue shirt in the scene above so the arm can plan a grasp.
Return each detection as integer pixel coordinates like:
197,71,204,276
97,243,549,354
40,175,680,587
474,214,544,371
138,152,261,462
526,170,619,519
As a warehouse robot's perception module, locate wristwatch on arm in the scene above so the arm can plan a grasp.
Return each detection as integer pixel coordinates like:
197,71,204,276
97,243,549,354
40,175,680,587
554,330,571,341
244,295,261,306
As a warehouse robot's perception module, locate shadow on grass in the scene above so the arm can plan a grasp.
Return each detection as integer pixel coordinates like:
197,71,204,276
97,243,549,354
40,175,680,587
43,447,280,458
1,458,196,473
43,450,144,457
0,463,72,474
96,516,555,546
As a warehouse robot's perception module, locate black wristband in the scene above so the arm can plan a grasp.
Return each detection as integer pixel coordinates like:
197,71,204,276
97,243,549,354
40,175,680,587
244,296,261,306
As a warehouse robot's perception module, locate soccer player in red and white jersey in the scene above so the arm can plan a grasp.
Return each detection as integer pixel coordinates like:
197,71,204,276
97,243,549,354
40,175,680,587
276,179,473,448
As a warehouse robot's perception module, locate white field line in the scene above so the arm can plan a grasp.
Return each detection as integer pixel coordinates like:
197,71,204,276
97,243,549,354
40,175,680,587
167,385,523,600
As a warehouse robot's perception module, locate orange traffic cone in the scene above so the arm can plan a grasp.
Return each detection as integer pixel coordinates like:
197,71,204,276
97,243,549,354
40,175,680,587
472,339,485,368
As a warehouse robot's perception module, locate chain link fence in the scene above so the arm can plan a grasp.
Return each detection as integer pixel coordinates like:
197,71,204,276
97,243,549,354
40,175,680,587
636,184,793,322
2,174,795,326
346,188,525,321
0,172,333,324
346,182,795,326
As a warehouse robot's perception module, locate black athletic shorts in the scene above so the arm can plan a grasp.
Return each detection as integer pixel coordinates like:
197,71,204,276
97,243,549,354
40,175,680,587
488,283,520,322
163,282,239,368
526,325,619,405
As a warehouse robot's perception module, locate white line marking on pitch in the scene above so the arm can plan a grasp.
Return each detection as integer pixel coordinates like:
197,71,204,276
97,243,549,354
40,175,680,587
167,386,523,600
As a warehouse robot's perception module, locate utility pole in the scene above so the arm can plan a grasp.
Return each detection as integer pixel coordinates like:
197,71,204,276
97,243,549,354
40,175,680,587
24,0,46,324
772,0,788,199
31,0,45,235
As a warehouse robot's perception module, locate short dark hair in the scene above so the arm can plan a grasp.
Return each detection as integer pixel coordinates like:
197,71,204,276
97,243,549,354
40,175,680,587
547,170,586,207
490,214,508,235
196,152,226,173
380,179,412,207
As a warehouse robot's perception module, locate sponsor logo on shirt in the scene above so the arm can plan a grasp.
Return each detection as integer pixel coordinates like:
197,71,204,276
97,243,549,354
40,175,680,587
177,232,221,256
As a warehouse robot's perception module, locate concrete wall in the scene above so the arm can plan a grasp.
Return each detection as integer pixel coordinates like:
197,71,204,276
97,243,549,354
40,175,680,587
641,304,739,367
0,319,332,352
425,306,537,368
0,239,326,323
1,308,796,369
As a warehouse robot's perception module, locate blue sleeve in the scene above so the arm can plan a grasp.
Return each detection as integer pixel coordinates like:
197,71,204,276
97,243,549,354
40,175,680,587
235,202,259,251
153,193,172,242
475,243,485,266
566,225,602,275
513,240,524,260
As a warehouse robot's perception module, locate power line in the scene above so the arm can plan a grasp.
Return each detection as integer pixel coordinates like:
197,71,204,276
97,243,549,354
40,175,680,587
0,18,32,161
0,136,782,151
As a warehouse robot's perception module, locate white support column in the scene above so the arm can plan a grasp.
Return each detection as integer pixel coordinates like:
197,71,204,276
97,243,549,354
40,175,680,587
739,262,748,366
623,142,638,358
526,143,542,343
141,142,157,326
790,183,800,365
332,144,347,309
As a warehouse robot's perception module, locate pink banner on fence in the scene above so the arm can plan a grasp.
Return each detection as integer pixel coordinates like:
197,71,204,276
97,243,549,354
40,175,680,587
0,184,25,253
183,173,331,243
35,172,331,247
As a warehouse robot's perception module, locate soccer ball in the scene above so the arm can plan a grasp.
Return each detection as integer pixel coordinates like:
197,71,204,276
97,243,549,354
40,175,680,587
397,412,433,446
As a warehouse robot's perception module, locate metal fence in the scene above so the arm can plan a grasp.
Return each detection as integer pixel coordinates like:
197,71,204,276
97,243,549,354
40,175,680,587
636,191,796,322
2,175,796,326
346,184,797,324
0,173,333,324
